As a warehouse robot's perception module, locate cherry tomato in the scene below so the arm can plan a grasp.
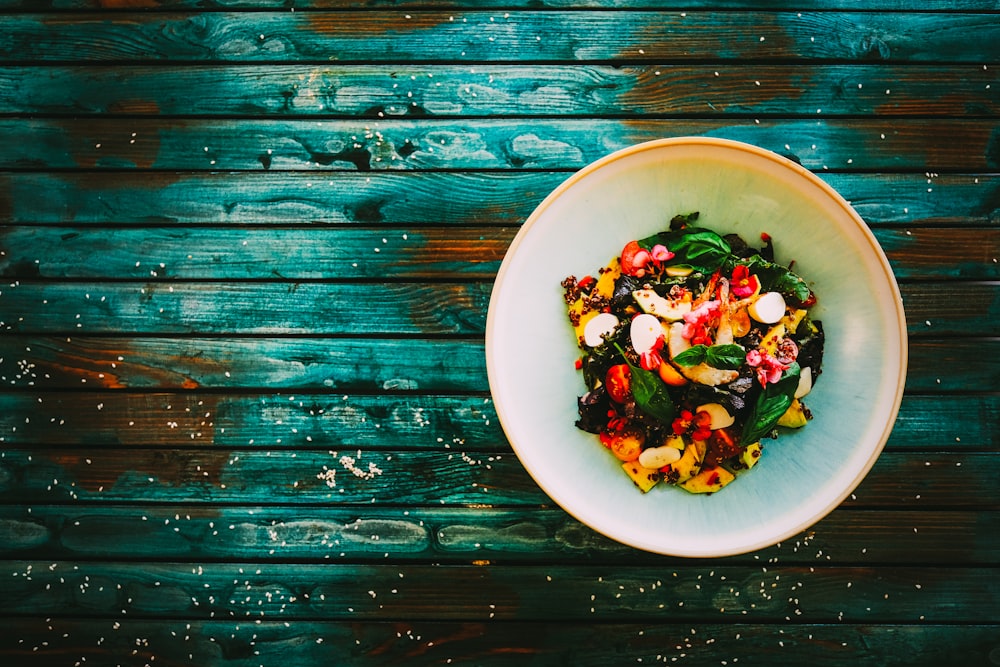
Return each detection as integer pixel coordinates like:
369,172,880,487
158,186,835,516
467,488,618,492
620,240,651,276
601,428,645,462
605,364,631,403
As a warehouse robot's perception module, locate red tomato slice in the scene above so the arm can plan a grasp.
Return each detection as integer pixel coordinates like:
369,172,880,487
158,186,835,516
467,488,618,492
620,240,650,276
605,364,631,403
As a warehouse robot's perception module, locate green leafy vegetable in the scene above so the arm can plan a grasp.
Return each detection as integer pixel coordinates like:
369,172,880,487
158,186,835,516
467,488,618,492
738,255,814,306
673,343,746,370
741,363,801,444
629,364,677,423
639,227,732,274
615,344,676,423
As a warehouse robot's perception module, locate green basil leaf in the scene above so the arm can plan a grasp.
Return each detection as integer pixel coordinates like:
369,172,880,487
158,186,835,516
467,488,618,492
705,344,746,370
629,364,677,423
740,255,813,306
741,363,801,444
639,227,732,274
674,343,745,370
614,343,676,423
672,345,708,367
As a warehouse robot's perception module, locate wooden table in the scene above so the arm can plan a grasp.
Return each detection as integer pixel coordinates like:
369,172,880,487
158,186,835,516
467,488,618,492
1,1,998,665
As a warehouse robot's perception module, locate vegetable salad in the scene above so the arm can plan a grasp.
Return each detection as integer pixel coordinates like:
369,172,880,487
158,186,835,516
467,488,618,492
562,213,825,494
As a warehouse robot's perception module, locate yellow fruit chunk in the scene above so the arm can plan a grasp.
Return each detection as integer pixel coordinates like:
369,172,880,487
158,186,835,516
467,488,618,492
777,399,809,428
781,309,808,334
622,461,660,493
594,258,621,298
760,323,786,356
737,442,764,470
663,438,706,484
679,466,736,494
569,258,621,345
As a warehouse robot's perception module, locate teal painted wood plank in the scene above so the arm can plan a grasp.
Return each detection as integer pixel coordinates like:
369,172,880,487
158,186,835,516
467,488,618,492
0,281,996,337
0,448,995,506
5,118,1000,171
0,226,996,281
2,171,997,227
0,281,493,335
0,392,503,450
0,447,533,505
2,12,999,63
0,560,996,622
2,619,998,667
2,64,996,117
0,392,993,452
0,505,996,564
899,282,1000,337
0,336,995,392
0,226,514,280
4,0,999,10
0,336,490,391
0,171,558,226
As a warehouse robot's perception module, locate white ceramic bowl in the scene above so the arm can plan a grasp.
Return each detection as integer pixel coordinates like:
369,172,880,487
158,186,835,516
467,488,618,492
486,137,907,558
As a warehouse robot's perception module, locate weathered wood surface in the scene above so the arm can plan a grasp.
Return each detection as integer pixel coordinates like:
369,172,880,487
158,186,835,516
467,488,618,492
0,335,998,392
4,0,1000,9
4,118,1000,171
0,393,995,451
3,171,997,226
0,448,995,506
1,619,997,667
2,64,997,118
1,227,997,280
1,505,997,564
2,281,997,336
1,1,998,665
1,560,998,621
4,12,999,63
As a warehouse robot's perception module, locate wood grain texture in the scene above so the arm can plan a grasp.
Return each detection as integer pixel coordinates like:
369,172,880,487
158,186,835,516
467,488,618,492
0,335,997,393
0,392,995,451
1,226,997,280
1,560,997,622
4,0,1000,10
0,226,515,280
4,118,1000,171
1,1,997,664
3,11,999,63
0,281,493,335
3,171,998,226
0,505,997,564
2,64,997,117
2,281,996,337
1,618,997,667
0,448,995,507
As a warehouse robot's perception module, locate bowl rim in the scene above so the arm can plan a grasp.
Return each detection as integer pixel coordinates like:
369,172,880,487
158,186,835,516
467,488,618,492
486,136,908,557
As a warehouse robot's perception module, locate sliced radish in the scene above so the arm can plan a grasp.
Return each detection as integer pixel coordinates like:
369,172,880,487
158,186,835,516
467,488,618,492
695,402,736,430
583,312,620,347
747,291,786,324
630,313,663,354
638,445,682,469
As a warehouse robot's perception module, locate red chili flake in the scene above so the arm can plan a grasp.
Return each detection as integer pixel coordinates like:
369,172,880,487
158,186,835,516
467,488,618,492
707,470,720,486
760,232,772,243
574,358,583,370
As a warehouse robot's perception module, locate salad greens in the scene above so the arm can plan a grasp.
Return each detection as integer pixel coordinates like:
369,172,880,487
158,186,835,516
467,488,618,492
563,214,824,495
